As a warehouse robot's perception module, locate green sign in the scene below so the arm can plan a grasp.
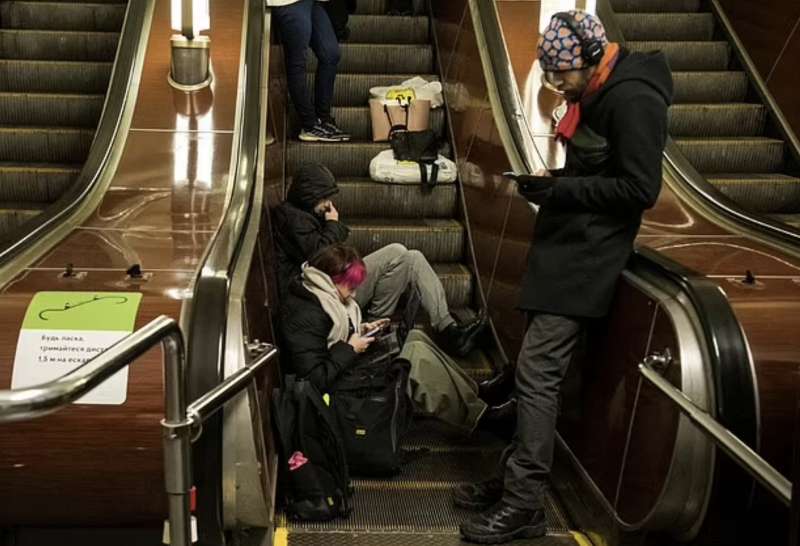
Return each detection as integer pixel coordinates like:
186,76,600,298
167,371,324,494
21,292,143,332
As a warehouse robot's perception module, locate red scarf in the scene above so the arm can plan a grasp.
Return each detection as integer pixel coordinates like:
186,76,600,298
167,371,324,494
555,43,621,141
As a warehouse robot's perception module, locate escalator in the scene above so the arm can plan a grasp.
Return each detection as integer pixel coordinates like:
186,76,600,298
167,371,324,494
276,1,581,544
611,0,800,228
0,0,126,236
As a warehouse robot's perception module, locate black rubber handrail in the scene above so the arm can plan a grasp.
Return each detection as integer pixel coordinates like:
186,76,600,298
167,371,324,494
183,0,266,543
0,0,153,262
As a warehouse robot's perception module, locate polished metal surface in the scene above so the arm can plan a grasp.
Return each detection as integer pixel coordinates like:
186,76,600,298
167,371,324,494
0,0,156,281
640,357,791,506
187,346,277,426
0,315,181,422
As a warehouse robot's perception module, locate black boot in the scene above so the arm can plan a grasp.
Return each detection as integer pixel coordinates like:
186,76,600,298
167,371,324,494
460,502,546,544
477,398,517,441
453,477,504,511
478,368,515,405
441,314,488,357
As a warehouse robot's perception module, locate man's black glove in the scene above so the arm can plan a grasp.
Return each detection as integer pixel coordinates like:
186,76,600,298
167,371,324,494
504,172,555,205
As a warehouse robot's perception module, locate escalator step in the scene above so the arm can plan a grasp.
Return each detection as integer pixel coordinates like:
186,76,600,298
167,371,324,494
0,127,94,163
627,40,729,70
0,92,104,127
283,533,580,546
674,137,784,173
0,162,81,202
706,173,800,213
290,106,445,141
348,15,429,44
770,213,800,228
616,13,714,41
308,43,433,74
610,0,701,13
672,71,748,103
287,141,390,177
354,0,426,15
336,176,456,218
0,59,112,93
0,203,43,235
431,263,473,309
348,218,464,263
314,72,440,107
0,30,120,62
669,103,766,137
0,1,126,32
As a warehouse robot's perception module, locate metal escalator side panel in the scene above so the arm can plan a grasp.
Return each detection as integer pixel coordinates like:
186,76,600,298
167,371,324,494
0,0,155,284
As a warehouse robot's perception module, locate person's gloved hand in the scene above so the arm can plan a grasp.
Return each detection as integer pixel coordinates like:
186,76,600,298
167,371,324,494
504,171,555,205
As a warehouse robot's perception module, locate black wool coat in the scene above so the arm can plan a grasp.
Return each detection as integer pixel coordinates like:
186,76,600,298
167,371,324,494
272,167,350,299
518,49,673,318
280,279,358,392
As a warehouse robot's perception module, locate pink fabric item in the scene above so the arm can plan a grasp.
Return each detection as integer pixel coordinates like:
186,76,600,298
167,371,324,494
288,451,309,471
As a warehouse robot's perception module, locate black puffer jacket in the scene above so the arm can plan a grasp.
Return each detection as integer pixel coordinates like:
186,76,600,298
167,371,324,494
519,49,673,318
273,164,350,299
280,278,358,392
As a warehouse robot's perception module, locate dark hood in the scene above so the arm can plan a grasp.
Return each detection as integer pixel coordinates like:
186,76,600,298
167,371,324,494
592,48,674,107
286,163,339,211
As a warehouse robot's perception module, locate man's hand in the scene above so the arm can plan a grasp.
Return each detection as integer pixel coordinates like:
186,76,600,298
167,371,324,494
348,333,374,353
324,203,339,222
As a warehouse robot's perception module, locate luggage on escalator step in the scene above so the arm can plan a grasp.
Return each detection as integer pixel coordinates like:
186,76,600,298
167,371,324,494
330,354,413,477
369,98,430,142
272,376,352,521
369,149,457,187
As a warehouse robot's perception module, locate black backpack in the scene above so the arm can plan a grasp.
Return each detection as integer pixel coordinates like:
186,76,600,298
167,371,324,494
272,376,352,521
330,356,413,477
384,101,441,192
328,290,418,476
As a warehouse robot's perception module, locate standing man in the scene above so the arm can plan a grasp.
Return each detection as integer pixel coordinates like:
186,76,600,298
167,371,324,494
458,10,673,543
268,0,351,142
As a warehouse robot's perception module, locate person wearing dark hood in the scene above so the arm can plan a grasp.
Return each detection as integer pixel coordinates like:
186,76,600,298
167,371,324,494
458,11,673,544
267,0,350,142
273,163,490,359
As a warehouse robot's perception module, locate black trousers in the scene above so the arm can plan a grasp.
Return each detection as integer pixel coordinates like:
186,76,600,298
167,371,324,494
497,312,583,510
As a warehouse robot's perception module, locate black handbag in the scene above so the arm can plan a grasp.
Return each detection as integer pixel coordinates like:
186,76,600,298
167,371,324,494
384,101,440,192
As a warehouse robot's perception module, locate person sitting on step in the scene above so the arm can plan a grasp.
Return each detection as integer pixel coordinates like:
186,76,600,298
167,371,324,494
272,162,488,357
267,0,351,142
280,244,514,434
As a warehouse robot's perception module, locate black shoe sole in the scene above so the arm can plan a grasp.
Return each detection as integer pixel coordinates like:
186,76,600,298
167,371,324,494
460,522,547,544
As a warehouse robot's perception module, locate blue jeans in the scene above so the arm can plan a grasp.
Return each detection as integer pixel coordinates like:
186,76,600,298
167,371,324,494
273,0,340,129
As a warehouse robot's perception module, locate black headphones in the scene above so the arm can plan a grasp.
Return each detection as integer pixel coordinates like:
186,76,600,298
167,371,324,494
553,12,605,67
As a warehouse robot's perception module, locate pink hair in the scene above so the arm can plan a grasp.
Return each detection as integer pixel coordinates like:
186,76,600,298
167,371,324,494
332,260,367,290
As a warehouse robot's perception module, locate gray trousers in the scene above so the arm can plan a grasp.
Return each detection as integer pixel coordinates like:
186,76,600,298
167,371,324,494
399,329,487,433
355,243,455,331
499,313,583,510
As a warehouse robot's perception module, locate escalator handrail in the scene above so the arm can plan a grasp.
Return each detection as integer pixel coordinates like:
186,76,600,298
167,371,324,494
183,0,266,540
597,0,800,250
640,355,790,506
474,0,759,458
0,0,155,265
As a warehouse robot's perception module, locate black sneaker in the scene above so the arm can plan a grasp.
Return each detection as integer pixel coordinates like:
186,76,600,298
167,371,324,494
319,119,351,141
299,123,342,142
453,478,504,511
460,502,546,544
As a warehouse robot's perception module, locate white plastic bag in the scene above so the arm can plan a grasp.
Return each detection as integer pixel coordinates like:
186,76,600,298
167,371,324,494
369,149,457,183
370,76,444,108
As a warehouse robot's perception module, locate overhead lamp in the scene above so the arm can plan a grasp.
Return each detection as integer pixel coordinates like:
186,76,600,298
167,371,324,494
169,0,212,90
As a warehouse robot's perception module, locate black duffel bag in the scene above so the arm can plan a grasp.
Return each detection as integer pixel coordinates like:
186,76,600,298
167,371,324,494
330,355,413,477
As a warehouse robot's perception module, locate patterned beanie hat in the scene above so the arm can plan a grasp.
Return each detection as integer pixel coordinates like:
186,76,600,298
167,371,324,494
538,10,609,72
